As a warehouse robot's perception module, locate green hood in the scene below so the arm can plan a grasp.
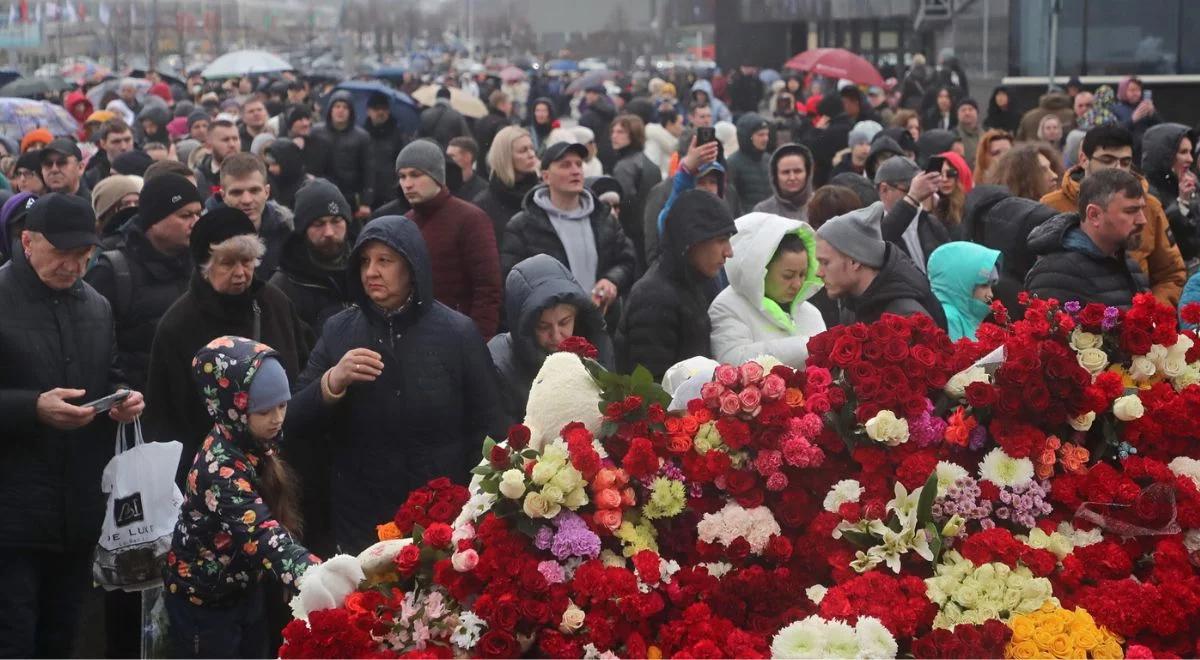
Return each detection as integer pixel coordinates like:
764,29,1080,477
725,211,823,332
928,241,1000,341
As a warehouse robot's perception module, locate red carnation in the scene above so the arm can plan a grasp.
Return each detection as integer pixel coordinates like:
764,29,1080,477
622,437,659,478
394,543,421,575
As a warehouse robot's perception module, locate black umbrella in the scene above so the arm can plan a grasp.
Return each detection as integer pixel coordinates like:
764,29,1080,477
0,76,70,99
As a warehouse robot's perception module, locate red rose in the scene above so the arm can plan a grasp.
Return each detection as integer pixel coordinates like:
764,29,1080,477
724,469,756,495
427,477,453,490
883,337,910,362
423,522,453,548
426,500,458,523
556,335,598,359
394,543,421,575
506,424,531,450
804,366,833,392
488,443,510,470
830,335,863,368
477,630,519,658
965,382,997,408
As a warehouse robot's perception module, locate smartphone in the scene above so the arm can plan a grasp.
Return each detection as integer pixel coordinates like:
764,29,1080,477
1143,90,1153,101
83,389,130,413
925,155,946,174
696,126,716,146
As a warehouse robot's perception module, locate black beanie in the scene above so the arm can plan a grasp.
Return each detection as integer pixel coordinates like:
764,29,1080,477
187,110,209,129
190,206,256,265
293,178,351,233
112,150,154,177
15,149,43,176
139,173,202,226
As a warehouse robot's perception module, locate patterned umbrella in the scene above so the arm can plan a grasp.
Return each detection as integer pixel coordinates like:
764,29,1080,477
0,97,79,140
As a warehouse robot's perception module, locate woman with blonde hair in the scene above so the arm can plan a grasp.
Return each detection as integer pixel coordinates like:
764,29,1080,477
974,129,1013,179
473,124,541,242
984,142,1063,201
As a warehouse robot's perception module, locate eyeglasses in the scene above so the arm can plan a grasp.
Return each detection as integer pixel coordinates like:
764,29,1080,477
1092,155,1134,168
944,168,959,179
42,158,73,170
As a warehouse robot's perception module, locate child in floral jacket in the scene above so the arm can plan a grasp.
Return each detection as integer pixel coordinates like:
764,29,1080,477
162,336,319,658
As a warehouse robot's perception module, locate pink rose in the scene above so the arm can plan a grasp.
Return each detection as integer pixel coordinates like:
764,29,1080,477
805,367,833,391
714,364,740,387
738,386,762,412
739,361,765,387
594,509,623,530
719,392,741,416
451,548,479,572
761,374,786,401
596,488,621,509
700,381,725,404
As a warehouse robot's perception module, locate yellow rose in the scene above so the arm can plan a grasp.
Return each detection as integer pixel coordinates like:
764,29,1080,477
1070,328,1103,351
1010,615,1036,641
1076,348,1109,375
1047,633,1074,658
1113,394,1145,422
1007,640,1042,660
1034,626,1059,649
1093,639,1123,660
1071,626,1099,651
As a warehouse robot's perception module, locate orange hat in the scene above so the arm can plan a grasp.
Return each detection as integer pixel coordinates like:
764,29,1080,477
86,110,116,124
20,128,54,153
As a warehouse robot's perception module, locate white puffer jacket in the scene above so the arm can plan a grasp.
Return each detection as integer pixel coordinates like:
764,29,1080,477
708,212,826,367
643,122,679,179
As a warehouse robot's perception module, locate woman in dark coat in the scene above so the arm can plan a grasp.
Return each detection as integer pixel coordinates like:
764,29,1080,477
473,125,542,244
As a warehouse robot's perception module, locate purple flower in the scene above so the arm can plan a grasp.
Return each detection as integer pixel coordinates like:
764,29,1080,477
968,424,989,451
1102,307,1120,331
533,525,554,551
550,524,601,560
1064,301,1082,314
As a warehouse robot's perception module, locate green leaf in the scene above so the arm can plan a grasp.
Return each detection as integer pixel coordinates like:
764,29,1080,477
916,471,939,528
840,529,877,548
478,477,499,495
469,465,492,476
482,436,495,455
926,522,944,564
520,448,539,459
631,365,653,388
411,523,424,544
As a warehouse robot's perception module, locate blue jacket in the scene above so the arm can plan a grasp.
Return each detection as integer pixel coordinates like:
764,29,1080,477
1181,273,1200,330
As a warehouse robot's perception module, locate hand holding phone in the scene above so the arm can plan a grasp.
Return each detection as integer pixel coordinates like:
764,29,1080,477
83,389,131,414
925,155,947,174
696,126,716,146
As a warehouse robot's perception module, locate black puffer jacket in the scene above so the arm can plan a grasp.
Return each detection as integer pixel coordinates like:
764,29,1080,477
268,235,351,339
838,244,947,328
0,249,120,550
971,196,1058,314
487,255,614,423
611,146,662,264
473,172,541,244
501,186,638,295
725,113,774,208
1142,123,1200,261
579,95,617,173
311,90,374,207
84,217,191,390
617,189,736,380
286,216,505,554
266,140,308,211
1024,212,1150,308
365,114,408,209
418,100,471,149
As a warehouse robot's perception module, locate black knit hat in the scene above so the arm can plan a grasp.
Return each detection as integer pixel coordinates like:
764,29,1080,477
189,206,256,265
112,149,154,177
139,173,202,226
293,178,350,233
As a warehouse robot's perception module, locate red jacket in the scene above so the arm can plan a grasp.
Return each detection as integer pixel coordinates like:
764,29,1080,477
405,189,501,337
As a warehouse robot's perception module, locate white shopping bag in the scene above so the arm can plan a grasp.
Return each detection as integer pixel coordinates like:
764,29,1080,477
93,420,185,592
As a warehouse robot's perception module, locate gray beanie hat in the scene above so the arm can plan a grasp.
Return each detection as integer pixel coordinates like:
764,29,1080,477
815,201,887,269
873,156,921,186
395,139,446,188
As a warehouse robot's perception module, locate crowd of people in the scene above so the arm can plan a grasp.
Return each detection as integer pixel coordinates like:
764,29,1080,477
1,53,1198,658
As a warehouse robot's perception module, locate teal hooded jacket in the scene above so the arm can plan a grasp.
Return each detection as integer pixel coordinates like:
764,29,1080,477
928,242,1001,341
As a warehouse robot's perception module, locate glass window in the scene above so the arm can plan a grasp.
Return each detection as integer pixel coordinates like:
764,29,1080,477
879,30,899,50
1010,0,1084,76
1085,1,1178,75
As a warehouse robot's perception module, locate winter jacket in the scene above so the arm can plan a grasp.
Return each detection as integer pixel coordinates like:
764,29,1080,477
143,273,310,484
643,168,740,266
1016,92,1075,143
751,143,813,222
928,242,1001,341
193,153,220,202
488,255,614,422
915,130,959,167
838,244,948,329
922,107,956,132
311,91,374,207
526,98,556,156
725,113,774,209
1024,212,1150,308
957,123,982,169
880,199,951,269
203,196,295,280
163,337,318,608
803,109,852,187
418,100,471,149
612,146,662,264
474,107,512,163
135,104,171,147
83,149,113,191
617,190,736,380
285,216,506,553
690,79,732,124
473,172,541,245
709,213,825,367
268,235,352,340
579,95,618,173
728,70,765,115
406,188,501,337
0,248,121,551
64,89,94,127
864,136,907,181
84,217,192,390
967,196,1057,314
1141,123,1200,261
1040,166,1185,305
457,173,488,203
266,140,308,211
984,87,1021,133
365,115,408,209
643,122,678,179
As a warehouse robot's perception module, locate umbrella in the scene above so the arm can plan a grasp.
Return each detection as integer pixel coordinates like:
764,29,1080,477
783,48,883,87
332,80,420,136
546,59,579,72
565,70,615,95
0,98,79,141
0,70,21,88
373,67,407,83
202,50,293,79
499,66,526,83
759,68,781,85
0,76,70,99
86,78,151,108
411,85,487,119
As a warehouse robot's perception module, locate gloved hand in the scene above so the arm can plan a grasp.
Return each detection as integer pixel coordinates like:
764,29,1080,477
289,554,365,620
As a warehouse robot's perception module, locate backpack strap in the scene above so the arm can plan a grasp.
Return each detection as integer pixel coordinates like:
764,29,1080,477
101,249,133,321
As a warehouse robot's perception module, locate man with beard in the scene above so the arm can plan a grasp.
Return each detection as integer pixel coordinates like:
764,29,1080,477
269,179,354,338
1026,168,1150,307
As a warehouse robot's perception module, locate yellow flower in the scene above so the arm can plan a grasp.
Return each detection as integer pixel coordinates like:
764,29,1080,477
1071,625,1099,652
1046,633,1074,658
1034,625,1061,648
1007,640,1042,659
1092,638,1124,659
1010,615,1036,641
241,509,256,526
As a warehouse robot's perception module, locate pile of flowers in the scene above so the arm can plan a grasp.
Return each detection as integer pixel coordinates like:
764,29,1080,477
281,293,1200,658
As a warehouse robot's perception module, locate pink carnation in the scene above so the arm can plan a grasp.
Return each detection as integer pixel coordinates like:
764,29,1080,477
766,471,789,491
782,435,825,467
754,449,783,477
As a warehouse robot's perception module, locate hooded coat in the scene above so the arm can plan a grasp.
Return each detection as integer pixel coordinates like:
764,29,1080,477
311,90,374,207
617,190,736,379
365,111,409,209
725,113,774,209
838,243,948,329
643,121,679,179
690,79,732,124
752,143,814,221
708,213,825,367
612,143,663,264
268,225,353,340
579,94,618,173
526,98,556,156
1024,212,1150,308
928,242,1001,341
1040,166,1185,305
487,255,615,422
984,87,1020,133
266,140,308,211
285,216,506,553
968,196,1058,314
1017,92,1075,143
864,136,906,181
418,98,472,149
163,337,318,608
135,104,171,146
1141,123,1200,261
474,171,541,245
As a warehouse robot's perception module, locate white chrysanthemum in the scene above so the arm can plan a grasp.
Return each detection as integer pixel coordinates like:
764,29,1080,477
1169,456,1200,489
449,610,486,649
978,447,1034,488
934,461,968,497
772,617,828,659
696,502,781,554
822,619,859,658
854,616,898,659
823,479,865,513
702,561,734,579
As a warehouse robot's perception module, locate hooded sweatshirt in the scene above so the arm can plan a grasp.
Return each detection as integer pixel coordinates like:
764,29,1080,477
1141,123,1199,260
928,242,1000,341
708,213,825,367
266,139,308,210
135,104,171,146
752,143,814,222
690,79,732,124
532,186,599,292
726,113,774,208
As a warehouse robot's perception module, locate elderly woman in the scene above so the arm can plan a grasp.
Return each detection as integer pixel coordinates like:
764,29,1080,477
144,207,310,483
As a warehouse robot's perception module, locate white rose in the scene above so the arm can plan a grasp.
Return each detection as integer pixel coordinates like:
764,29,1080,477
1070,328,1103,351
530,460,558,486
522,491,561,519
498,469,527,499
1076,348,1109,375
563,486,588,509
1068,411,1096,432
1162,354,1187,379
1129,356,1157,380
864,410,909,446
1174,366,1200,389
945,366,988,400
1112,394,1145,422
559,602,586,633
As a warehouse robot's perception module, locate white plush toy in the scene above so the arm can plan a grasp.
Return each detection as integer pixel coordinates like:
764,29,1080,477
289,554,365,621
522,352,604,451
356,538,412,579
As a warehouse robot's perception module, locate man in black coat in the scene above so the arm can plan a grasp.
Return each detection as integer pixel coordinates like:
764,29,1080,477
311,90,373,217
579,86,618,173
364,92,408,210
83,118,135,191
473,90,513,166
418,86,472,149
1025,168,1150,308
269,179,354,338
0,193,144,658
875,157,949,272
85,173,201,391
617,189,736,380
285,215,505,554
